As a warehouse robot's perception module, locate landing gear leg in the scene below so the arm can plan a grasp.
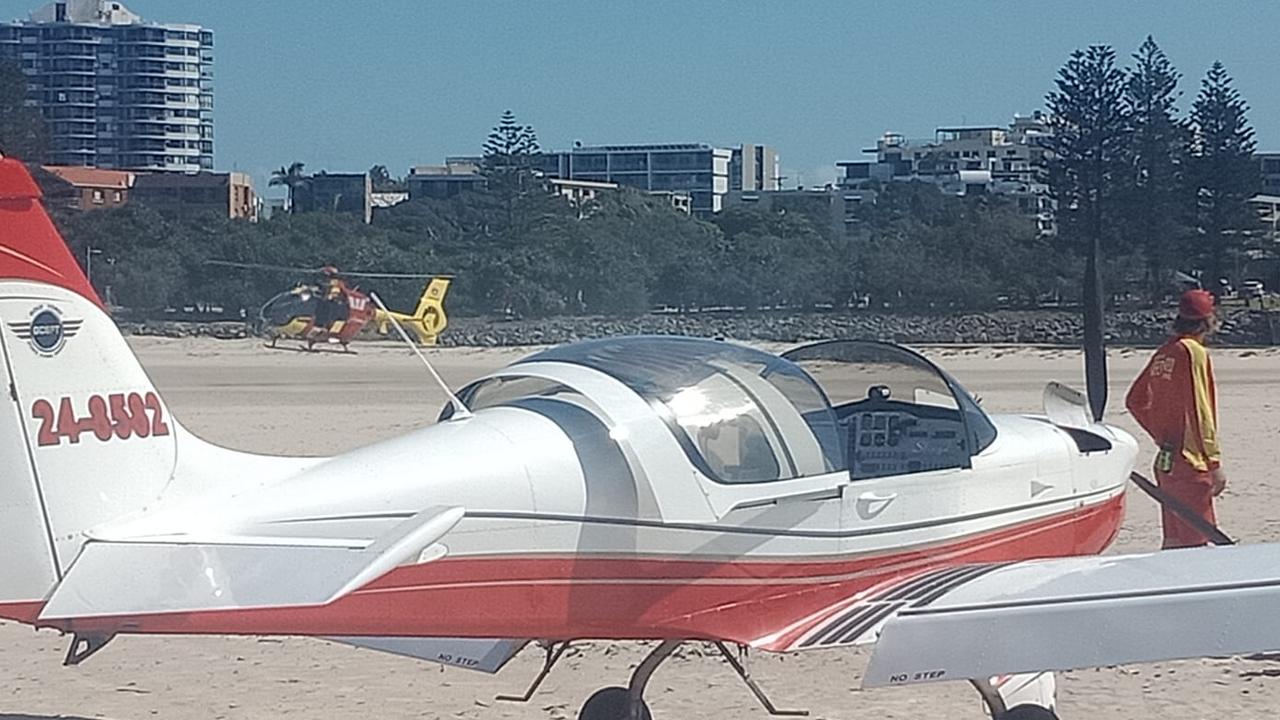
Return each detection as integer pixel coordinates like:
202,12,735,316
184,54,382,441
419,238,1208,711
972,677,1061,720
577,640,807,720
578,640,680,720
972,678,1008,718
713,642,808,716
495,641,571,703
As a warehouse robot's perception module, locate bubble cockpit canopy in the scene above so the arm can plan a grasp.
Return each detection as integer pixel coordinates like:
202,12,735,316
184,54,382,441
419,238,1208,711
452,337,996,484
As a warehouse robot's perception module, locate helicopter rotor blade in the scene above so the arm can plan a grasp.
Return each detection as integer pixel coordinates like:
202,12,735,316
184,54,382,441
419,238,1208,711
339,270,452,279
204,259,324,274
205,260,451,280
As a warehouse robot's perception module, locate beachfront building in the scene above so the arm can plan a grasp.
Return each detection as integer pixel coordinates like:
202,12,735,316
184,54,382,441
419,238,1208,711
837,112,1054,234
406,160,487,201
131,171,255,220
39,164,133,209
0,0,214,172
538,143,777,217
1259,152,1280,197
548,177,617,206
729,144,780,192
409,154,698,216
723,186,876,237
293,172,372,224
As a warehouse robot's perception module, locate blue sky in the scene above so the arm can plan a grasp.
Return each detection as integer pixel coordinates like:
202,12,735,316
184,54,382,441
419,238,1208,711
5,1,1279,197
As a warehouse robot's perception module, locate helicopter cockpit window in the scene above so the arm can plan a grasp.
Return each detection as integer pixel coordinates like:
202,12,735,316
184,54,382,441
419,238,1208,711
521,337,842,484
782,341,997,480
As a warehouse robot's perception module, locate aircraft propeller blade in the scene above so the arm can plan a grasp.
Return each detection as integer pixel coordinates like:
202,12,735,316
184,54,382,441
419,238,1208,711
1082,235,1107,422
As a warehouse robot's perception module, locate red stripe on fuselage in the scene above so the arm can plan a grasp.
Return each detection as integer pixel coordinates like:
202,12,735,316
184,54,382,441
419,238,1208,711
4,492,1125,645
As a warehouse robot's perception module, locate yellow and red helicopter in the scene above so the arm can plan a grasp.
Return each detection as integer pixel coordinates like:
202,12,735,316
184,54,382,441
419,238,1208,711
207,261,451,352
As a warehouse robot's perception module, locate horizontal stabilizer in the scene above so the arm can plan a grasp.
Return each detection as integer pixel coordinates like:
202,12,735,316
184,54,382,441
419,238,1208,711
325,636,527,673
863,543,1280,687
39,506,463,620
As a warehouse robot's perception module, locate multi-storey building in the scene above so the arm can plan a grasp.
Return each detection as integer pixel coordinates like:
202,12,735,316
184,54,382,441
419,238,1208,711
0,0,213,172
1259,152,1280,196
406,160,487,201
39,164,133,209
723,186,876,237
131,171,255,220
294,172,372,223
729,144,780,192
837,112,1054,234
538,143,777,217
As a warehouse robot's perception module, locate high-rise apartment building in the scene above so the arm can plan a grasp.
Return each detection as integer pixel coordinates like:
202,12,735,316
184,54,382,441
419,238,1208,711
0,0,213,172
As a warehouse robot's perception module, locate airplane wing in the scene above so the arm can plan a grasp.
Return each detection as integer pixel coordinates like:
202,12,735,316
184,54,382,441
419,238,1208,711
39,506,463,620
748,543,1280,688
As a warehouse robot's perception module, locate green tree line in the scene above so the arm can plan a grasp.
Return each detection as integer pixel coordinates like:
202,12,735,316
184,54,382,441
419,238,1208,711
44,174,1067,319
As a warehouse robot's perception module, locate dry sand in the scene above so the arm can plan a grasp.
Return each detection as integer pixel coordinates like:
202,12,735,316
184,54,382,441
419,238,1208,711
3,338,1280,720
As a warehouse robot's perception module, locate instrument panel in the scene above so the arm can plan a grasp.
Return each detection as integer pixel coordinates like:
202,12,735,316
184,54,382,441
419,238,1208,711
846,409,968,479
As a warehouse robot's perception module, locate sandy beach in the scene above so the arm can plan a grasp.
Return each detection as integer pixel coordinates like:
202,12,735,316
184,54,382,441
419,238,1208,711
3,337,1279,720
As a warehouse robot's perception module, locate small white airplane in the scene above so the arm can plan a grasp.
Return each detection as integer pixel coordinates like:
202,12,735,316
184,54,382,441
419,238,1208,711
3,155,1280,720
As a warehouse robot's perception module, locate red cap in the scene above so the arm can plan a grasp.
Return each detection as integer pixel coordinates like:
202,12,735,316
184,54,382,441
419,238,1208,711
1178,289,1216,320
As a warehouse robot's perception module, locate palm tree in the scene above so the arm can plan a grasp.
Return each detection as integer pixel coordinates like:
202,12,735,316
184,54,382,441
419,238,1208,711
269,162,309,214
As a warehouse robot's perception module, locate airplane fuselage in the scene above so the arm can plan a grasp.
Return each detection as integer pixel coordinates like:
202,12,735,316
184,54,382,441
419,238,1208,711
9,345,1135,652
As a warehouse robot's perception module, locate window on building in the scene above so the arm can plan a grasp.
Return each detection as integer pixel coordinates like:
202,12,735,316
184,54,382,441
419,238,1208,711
91,189,104,204
113,191,122,203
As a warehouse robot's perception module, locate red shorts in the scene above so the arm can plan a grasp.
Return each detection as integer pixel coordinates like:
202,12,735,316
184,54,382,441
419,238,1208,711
1156,459,1217,549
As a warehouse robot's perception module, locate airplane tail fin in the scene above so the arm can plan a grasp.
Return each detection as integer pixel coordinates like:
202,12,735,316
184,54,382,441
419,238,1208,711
0,158,309,612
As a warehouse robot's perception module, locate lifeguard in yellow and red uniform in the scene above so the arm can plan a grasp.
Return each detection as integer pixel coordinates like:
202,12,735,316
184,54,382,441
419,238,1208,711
1125,289,1227,548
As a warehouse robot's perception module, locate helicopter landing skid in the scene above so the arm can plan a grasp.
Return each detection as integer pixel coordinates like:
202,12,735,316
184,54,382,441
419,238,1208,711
263,343,357,355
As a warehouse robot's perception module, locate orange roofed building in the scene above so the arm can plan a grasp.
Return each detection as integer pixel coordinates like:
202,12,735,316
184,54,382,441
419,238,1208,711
41,165,135,211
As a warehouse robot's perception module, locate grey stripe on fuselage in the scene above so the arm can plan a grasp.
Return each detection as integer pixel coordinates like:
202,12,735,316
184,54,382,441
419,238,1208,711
270,485,1118,542
505,397,639,519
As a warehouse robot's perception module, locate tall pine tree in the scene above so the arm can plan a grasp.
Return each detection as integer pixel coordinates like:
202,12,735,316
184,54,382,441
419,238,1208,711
1187,62,1261,294
482,110,541,172
1045,46,1130,420
1121,36,1189,300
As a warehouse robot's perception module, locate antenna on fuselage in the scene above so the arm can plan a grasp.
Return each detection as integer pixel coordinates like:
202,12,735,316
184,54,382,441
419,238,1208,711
369,291,472,420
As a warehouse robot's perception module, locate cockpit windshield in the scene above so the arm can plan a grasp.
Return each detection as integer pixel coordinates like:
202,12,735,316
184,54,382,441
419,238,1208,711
783,341,997,479
521,337,843,483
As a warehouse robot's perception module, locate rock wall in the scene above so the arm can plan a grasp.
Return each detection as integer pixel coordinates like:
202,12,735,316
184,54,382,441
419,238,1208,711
437,309,1276,347
117,309,1280,347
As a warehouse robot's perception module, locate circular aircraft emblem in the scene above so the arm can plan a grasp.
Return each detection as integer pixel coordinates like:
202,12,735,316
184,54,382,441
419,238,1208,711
6,305,82,357
29,309,66,355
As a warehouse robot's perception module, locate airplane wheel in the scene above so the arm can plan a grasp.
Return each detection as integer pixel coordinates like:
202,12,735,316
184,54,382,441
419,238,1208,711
1000,705,1060,720
578,686,651,720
